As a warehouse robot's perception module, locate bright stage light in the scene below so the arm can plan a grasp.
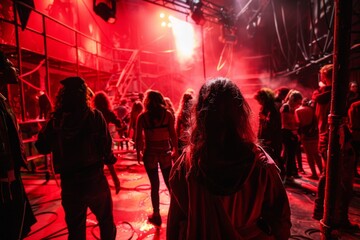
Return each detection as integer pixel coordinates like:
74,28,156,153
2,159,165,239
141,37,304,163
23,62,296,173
169,16,196,59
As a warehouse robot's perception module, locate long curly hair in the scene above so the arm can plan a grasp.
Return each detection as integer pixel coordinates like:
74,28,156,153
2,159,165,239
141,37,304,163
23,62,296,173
92,91,112,112
189,77,255,172
175,89,194,135
53,79,91,115
143,90,167,126
254,87,275,108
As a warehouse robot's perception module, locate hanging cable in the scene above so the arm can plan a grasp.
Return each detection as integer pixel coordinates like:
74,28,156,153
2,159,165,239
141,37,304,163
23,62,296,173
270,0,291,68
323,4,334,53
308,0,324,55
281,4,295,66
298,2,310,60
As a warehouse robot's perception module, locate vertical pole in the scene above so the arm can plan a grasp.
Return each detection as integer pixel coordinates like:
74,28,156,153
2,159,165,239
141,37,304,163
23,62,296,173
321,0,352,239
13,1,25,121
42,16,50,97
76,33,79,76
201,25,206,80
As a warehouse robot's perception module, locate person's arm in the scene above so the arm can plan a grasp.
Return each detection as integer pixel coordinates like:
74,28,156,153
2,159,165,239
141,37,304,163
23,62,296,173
136,113,144,164
96,110,120,193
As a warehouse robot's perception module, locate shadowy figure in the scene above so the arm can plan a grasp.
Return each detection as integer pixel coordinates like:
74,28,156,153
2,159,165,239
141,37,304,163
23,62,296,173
175,89,195,155
92,91,122,193
35,77,118,239
167,78,291,239
128,100,144,148
280,90,303,182
312,64,359,231
254,87,284,179
38,89,52,119
164,97,176,117
136,90,178,226
0,51,37,239
295,98,322,180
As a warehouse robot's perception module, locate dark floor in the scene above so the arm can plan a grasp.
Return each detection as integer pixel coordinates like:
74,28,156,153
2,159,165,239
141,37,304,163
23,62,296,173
23,150,360,240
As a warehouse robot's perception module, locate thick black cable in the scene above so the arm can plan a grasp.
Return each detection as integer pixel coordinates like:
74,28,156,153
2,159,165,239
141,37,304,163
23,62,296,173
270,0,291,69
308,0,325,55
281,3,295,66
297,1,309,61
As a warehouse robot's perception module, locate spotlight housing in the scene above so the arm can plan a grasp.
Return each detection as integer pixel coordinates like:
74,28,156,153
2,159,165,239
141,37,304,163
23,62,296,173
190,2,205,25
93,0,116,24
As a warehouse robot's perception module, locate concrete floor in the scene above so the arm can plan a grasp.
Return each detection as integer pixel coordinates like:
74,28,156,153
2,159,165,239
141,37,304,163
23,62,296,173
23,151,360,240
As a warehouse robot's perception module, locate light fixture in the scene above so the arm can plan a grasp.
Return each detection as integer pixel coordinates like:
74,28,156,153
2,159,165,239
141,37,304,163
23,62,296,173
93,0,116,24
190,2,205,25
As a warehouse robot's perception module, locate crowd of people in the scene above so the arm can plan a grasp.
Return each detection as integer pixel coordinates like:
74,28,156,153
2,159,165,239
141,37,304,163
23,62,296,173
1,48,360,238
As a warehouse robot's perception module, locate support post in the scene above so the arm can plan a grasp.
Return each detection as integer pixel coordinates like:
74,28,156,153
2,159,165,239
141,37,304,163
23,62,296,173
321,0,353,239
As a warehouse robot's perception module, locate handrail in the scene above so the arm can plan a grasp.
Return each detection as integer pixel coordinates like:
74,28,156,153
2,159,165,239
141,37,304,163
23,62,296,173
116,50,139,88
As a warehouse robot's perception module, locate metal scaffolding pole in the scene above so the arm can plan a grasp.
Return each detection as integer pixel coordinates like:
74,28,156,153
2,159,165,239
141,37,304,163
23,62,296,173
321,0,353,239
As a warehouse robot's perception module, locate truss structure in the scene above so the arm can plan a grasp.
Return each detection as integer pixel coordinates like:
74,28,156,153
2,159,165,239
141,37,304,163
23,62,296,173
142,0,236,26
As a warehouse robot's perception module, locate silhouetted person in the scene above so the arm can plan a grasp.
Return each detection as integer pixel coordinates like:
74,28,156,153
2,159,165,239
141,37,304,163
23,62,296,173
35,77,118,239
295,98,322,180
92,91,121,193
38,90,52,119
0,51,36,239
167,78,291,239
280,90,303,182
164,96,176,117
175,89,194,155
128,100,143,148
136,90,178,226
274,86,290,112
254,87,284,178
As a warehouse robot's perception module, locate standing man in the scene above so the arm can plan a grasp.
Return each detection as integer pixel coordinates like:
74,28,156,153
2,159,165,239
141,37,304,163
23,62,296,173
36,76,119,239
0,51,37,239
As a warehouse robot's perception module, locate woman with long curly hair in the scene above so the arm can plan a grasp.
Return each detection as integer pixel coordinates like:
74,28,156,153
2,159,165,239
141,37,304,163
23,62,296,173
167,77,291,239
92,91,125,140
136,90,178,226
175,89,195,155
36,77,118,239
254,88,284,178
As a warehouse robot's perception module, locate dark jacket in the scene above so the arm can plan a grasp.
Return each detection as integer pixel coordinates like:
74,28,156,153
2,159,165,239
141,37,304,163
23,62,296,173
0,94,28,179
0,93,36,239
36,108,116,175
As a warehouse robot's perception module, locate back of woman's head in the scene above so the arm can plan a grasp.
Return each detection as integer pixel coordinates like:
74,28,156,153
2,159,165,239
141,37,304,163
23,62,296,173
177,91,194,116
93,91,111,112
192,77,255,148
143,90,166,115
131,100,144,114
285,90,303,105
54,76,91,113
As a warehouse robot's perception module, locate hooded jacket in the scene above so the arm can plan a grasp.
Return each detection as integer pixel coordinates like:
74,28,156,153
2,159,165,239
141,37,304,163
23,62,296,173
36,108,116,176
167,143,291,240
